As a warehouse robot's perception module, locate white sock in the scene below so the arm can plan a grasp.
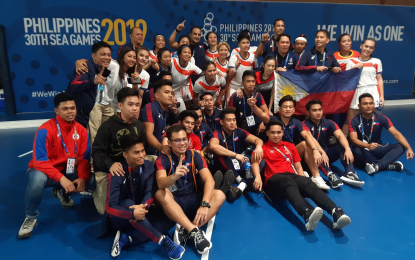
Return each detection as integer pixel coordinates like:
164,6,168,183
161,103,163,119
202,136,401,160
237,181,247,192
158,235,165,245
235,176,242,183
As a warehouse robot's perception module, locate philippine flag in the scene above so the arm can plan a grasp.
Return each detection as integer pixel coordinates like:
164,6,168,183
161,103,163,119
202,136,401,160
234,136,239,141
274,70,362,115
374,121,380,125
322,127,328,131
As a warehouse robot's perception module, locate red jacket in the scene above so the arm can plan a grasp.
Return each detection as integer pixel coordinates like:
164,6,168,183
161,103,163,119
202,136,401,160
28,115,91,182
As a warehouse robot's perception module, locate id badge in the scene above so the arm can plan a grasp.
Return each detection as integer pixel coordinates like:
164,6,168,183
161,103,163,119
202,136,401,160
66,158,75,175
246,115,255,127
168,183,178,193
231,158,240,170
363,139,369,151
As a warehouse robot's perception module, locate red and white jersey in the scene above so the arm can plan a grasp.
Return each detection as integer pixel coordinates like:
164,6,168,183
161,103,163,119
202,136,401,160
170,57,202,91
148,50,158,62
216,60,229,78
346,57,383,88
255,70,275,91
230,46,257,58
228,52,258,90
193,75,226,100
205,48,219,61
333,50,360,71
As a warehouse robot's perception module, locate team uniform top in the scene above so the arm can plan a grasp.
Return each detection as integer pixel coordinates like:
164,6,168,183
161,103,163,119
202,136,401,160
193,75,226,101
262,141,301,184
191,43,208,72
270,115,309,145
205,48,219,61
348,113,393,145
228,52,258,91
303,118,340,149
170,57,202,92
139,101,170,155
202,108,221,132
215,60,229,78
333,50,360,71
149,50,158,62
230,46,257,58
156,149,208,196
193,122,214,149
296,47,340,71
255,70,275,106
345,58,383,88
261,37,295,58
276,51,300,70
229,90,265,134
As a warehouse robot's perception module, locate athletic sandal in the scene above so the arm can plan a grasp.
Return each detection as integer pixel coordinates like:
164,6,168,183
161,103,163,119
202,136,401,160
332,207,351,229
340,172,365,187
303,207,323,231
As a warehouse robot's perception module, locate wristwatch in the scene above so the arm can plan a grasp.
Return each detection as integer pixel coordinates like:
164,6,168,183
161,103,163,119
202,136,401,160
200,201,211,208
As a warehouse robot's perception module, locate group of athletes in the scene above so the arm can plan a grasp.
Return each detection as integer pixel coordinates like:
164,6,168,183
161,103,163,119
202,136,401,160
17,17,414,260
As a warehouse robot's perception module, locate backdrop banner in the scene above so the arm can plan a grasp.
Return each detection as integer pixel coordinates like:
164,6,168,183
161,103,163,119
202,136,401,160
1,0,414,113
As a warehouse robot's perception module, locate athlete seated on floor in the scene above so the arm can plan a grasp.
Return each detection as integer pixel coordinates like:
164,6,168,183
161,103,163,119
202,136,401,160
155,125,228,254
18,93,94,238
104,134,184,259
349,93,414,174
304,99,365,188
252,121,352,231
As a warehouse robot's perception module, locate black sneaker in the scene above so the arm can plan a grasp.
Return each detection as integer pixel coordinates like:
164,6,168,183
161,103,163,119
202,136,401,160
303,207,323,231
387,161,404,171
332,207,351,229
189,227,212,254
219,170,234,194
340,172,365,187
173,225,189,246
213,171,223,190
227,186,242,202
52,188,74,208
327,172,343,189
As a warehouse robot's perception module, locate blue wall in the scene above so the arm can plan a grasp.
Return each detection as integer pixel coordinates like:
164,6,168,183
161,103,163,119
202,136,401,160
1,0,414,113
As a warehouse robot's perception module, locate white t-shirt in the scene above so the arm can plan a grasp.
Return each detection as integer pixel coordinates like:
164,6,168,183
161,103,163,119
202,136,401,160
230,46,257,58
171,57,202,91
346,57,382,88
228,52,258,90
193,75,226,101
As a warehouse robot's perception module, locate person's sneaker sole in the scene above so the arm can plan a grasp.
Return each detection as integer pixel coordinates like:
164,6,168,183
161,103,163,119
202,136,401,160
111,230,121,257
340,176,365,187
173,224,181,245
305,207,323,231
17,221,38,238
333,214,351,229
213,171,223,190
220,170,234,193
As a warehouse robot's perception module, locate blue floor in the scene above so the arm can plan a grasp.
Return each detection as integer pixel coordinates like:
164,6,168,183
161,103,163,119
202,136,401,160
1,105,415,260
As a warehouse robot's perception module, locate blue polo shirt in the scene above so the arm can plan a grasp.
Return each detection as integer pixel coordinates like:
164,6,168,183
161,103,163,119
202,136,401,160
229,90,266,135
155,149,207,196
202,108,221,132
296,47,340,71
348,113,394,145
139,100,169,155
193,122,213,149
191,43,208,71
276,51,299,70
270,115,309,145
303,118,340,149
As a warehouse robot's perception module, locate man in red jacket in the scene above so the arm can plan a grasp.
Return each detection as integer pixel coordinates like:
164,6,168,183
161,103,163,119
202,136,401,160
18,93,94,238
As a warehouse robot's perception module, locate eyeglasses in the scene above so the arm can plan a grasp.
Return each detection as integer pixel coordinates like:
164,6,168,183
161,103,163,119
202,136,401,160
171,137,188,144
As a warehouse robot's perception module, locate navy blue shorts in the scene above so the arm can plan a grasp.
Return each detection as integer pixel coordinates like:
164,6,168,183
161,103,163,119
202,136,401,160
173,192,204,220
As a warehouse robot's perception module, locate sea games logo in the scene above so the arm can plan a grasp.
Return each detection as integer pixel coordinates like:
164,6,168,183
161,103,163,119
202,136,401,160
201,13,217,42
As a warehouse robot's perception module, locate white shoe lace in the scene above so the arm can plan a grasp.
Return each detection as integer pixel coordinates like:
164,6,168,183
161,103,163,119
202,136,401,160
193,230,205,245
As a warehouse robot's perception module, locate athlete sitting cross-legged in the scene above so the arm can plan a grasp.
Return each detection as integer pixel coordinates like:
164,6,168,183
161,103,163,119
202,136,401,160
155,125,227,254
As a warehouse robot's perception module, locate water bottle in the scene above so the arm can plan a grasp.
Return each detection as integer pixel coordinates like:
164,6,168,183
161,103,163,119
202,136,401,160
377,101,383,112
244,155,252,179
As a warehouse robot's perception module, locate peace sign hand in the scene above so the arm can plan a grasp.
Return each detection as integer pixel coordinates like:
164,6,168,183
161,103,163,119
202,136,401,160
247,93,258,107
177,20,186,32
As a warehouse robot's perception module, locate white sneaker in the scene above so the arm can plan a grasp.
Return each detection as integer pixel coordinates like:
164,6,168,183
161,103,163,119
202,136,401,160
311,176,330,190
18,218,38,238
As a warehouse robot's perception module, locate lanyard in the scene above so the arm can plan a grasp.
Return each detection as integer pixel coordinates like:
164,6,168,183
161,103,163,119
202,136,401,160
278,52,290,68
272,145,298,175
359,113,375,141
312,125,322,141
283,124,294,142
56,119,77,157
222,129,235,153
242,92,255,118
161,111,167,133
170,155,188,183
315,51,326,66
128,166,142,201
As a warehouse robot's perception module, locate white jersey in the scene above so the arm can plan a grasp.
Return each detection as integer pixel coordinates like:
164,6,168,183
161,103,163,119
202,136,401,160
193,75,226,101
171,57,202,91
215,60,229,78
148,50,157,62
205,48,219,61
230,46,257,58
346,57,382,88
228,52,258,90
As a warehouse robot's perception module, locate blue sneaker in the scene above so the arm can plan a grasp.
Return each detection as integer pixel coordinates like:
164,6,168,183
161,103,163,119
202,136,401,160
160,235,185,260
111,230,132,257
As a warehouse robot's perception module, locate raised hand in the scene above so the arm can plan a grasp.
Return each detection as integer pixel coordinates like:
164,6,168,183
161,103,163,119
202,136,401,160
247,92,258,107
94,67,107,85
261,29,271,42
176,20,186,32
